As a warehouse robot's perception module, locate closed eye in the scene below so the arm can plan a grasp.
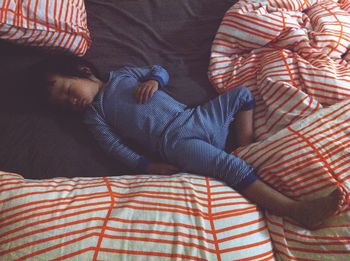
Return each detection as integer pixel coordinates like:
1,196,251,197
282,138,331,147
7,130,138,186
66,86,71,97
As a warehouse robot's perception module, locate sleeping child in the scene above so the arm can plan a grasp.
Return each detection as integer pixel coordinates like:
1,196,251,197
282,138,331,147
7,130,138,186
36,54,346,230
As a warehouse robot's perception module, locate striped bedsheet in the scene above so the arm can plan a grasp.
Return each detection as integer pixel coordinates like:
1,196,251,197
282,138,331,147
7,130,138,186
0,172,274,260
234,99,350,260
209,0,350,140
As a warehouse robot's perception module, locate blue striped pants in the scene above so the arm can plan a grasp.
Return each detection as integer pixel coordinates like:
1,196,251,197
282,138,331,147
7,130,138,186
162,86,257,190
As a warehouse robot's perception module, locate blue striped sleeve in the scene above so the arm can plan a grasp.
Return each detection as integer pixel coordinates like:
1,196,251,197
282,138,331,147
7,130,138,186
147,65,169,88
84,106,149,172
117,65,169,88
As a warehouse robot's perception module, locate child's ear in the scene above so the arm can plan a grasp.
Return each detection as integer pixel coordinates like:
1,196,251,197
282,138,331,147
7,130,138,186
80,66,92,77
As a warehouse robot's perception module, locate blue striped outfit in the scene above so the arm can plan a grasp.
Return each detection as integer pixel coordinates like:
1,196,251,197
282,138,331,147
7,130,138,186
84,65,257,189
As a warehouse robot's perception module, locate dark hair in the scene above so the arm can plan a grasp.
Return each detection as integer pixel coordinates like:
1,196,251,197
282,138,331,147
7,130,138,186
32,53,101,101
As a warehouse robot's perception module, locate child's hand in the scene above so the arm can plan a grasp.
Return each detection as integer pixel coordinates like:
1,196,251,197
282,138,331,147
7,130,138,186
134,80,159,104
146,162,179,175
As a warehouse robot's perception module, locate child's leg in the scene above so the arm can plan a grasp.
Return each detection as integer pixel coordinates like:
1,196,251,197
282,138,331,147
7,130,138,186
231,109,254,147
196,86,255,149
164,138,345,230
241,179,345,229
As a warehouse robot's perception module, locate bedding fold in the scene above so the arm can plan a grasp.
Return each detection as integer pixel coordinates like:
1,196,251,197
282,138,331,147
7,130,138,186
209,0,350,140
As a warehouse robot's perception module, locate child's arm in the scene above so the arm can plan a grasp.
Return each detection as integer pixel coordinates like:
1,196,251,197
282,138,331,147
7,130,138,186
118,65,169,89
84,106,149,173
118,65,169,103
85,109,179,174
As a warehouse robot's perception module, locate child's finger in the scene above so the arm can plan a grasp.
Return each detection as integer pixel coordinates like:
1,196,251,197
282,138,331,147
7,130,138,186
142,85,155,103
138,86,147,103
134,85,143,102
143,85,153,102
146,85,157,101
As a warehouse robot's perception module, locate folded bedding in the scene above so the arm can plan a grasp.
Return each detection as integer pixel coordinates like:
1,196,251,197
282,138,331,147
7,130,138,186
0,0,91,55
209,0,350,140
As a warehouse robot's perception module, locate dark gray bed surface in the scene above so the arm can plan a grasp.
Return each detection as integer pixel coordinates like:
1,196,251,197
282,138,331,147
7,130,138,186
0,0,235,179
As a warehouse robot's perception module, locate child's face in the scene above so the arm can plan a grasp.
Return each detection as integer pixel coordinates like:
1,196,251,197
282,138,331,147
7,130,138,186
48,74,101,111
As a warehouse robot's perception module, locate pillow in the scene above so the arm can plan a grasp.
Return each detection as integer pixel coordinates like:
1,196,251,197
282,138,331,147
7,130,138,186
0,172,274,260
235,99,350,260
0,0,91,55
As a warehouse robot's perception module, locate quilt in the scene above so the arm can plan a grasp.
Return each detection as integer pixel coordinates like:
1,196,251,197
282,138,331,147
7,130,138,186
209,0,350,140
209,0,350,259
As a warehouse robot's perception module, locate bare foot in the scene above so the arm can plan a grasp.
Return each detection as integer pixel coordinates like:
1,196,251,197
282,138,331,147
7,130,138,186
290,188,345,230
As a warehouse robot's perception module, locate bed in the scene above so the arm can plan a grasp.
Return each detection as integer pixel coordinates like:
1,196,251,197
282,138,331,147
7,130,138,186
0,0,350,260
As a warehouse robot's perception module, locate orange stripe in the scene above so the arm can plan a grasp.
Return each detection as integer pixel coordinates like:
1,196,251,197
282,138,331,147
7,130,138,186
18,0,23,28
319,3,344,57
1,225,101,255
0,182,105,194
274,248,313,261
105,226,216,244
220,20,276,40
0,206,110,239
301,102,350,134
63,0,70,32
0,215,222,248
15,234,97,260
64,248,207,261
215,217,266,233
94,234,218,253
32,0,39,28
235,250,274,261
0,217,104,246
0,192,109,216
40,31,56,48
288,126,343,186
217,225,269,243
1,205,110,232
227,12,283,31
270,230,350,246
3,224,222,255
273,238,350,254
93,177,116,261
0,0,8,22
107,216,214,233
0,198,110,223
45,0,50,30
311,122,349,145
221,238,272,253
205,177,221,261
13,0,17,26
268,218,350,241
213,206,259,219
23,0,32,28
57,0,65,31
53,0,58,29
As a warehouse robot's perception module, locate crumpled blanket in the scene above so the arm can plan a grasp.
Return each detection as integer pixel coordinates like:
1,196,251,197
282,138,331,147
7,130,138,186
209,1,350,259
235,100,350,260
209,0,350,140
